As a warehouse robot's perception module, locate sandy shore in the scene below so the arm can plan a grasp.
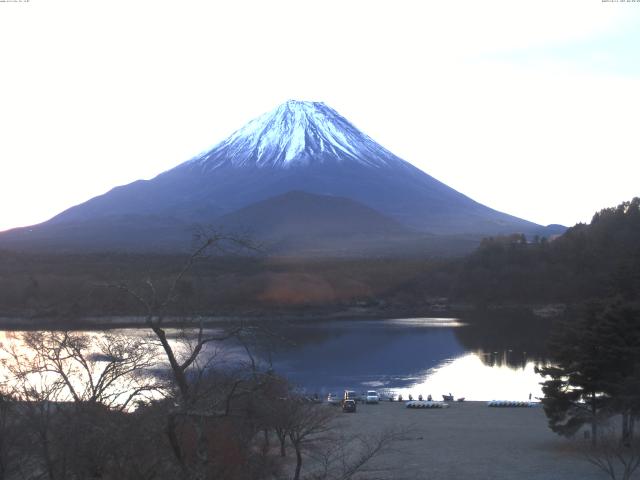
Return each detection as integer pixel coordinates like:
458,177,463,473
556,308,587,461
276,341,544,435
329,401,605,480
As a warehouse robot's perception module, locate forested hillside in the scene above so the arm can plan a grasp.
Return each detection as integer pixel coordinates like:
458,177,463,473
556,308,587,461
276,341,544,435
445,198,640,305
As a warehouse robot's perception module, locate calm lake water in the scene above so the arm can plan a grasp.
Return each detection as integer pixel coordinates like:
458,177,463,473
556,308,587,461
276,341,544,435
0,314,554,402
233,315,553,401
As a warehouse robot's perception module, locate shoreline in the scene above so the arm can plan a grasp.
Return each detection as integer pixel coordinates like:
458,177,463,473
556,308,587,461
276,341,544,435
0,303,566,331
0,309,462,331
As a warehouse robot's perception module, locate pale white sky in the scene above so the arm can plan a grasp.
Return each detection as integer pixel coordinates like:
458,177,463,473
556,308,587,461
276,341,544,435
1,0,639,231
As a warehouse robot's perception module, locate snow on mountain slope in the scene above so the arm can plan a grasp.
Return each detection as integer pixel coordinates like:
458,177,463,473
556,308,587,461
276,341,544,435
0,99,559,254
43,100,542,234
189,100,409,170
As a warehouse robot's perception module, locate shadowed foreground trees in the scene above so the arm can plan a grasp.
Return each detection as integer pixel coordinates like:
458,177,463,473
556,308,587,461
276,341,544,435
0,350,398,480
0,233,400,479
538,303,640,447
104,233,399,479
537,302,640,480
583,427,640,480
0,330,169,479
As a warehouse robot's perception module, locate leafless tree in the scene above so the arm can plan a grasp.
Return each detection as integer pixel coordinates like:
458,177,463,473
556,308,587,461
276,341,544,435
109,233,256,403
1,345,68,480
284,402,338,480
584,426,640,480
108,232,263,479
308,428,406,480
1,330,164,480
5,330,162,411
269,397,292,459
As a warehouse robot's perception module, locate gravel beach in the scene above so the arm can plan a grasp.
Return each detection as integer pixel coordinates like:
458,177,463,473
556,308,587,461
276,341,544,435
331,401,606,480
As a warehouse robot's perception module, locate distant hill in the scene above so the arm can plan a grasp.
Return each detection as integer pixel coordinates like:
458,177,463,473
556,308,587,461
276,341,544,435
216,190,411,238
214,190,432,256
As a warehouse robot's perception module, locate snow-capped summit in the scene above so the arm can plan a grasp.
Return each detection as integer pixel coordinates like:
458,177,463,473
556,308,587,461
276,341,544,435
190,100,406,170
0,99,561,254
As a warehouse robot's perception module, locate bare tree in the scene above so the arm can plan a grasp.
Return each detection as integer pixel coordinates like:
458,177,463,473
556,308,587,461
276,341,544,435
6,330,162,411
268,395,406,480
584,427,640,480
1,330,164,480
108,233,262,479
309,428,407,480
109,233,256,404
269,397,292,458
284,402,337,480
3,333,81,480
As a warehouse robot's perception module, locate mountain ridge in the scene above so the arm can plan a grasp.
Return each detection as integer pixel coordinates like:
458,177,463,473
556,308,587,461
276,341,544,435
0,100,563,254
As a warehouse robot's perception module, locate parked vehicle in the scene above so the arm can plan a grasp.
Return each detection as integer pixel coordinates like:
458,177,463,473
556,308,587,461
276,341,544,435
365,390,380,404
327,393,341,405
344,390,358,402
342,399,357,413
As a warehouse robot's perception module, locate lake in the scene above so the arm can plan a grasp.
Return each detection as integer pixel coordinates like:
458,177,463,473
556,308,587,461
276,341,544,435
230,314,554,401
0,313,554,402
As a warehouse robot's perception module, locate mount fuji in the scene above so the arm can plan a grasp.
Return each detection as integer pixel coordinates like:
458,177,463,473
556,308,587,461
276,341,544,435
0,100,562,255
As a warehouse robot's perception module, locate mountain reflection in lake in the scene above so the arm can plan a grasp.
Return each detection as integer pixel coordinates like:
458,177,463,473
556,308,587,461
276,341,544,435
0,315,554,402
253,316,552,401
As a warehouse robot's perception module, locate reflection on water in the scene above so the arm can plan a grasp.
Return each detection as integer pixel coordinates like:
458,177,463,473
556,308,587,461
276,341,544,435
454,310,552,368
384,318,466,328
266,321,465,393
393,355,544,401
261,317,551,400
0,314,554,402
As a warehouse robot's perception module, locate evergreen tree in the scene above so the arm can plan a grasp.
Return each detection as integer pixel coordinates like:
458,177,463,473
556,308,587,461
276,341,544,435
537,309,611,444
592,304,640,445
538,304,640,445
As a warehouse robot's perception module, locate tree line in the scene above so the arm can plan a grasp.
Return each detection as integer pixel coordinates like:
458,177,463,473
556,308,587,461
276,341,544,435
524,199,640,479
449,197,640,305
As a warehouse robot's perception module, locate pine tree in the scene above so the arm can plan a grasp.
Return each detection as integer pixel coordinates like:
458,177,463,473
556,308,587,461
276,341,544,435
537,310,610,444
592,304,640,445
537,304,640,445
